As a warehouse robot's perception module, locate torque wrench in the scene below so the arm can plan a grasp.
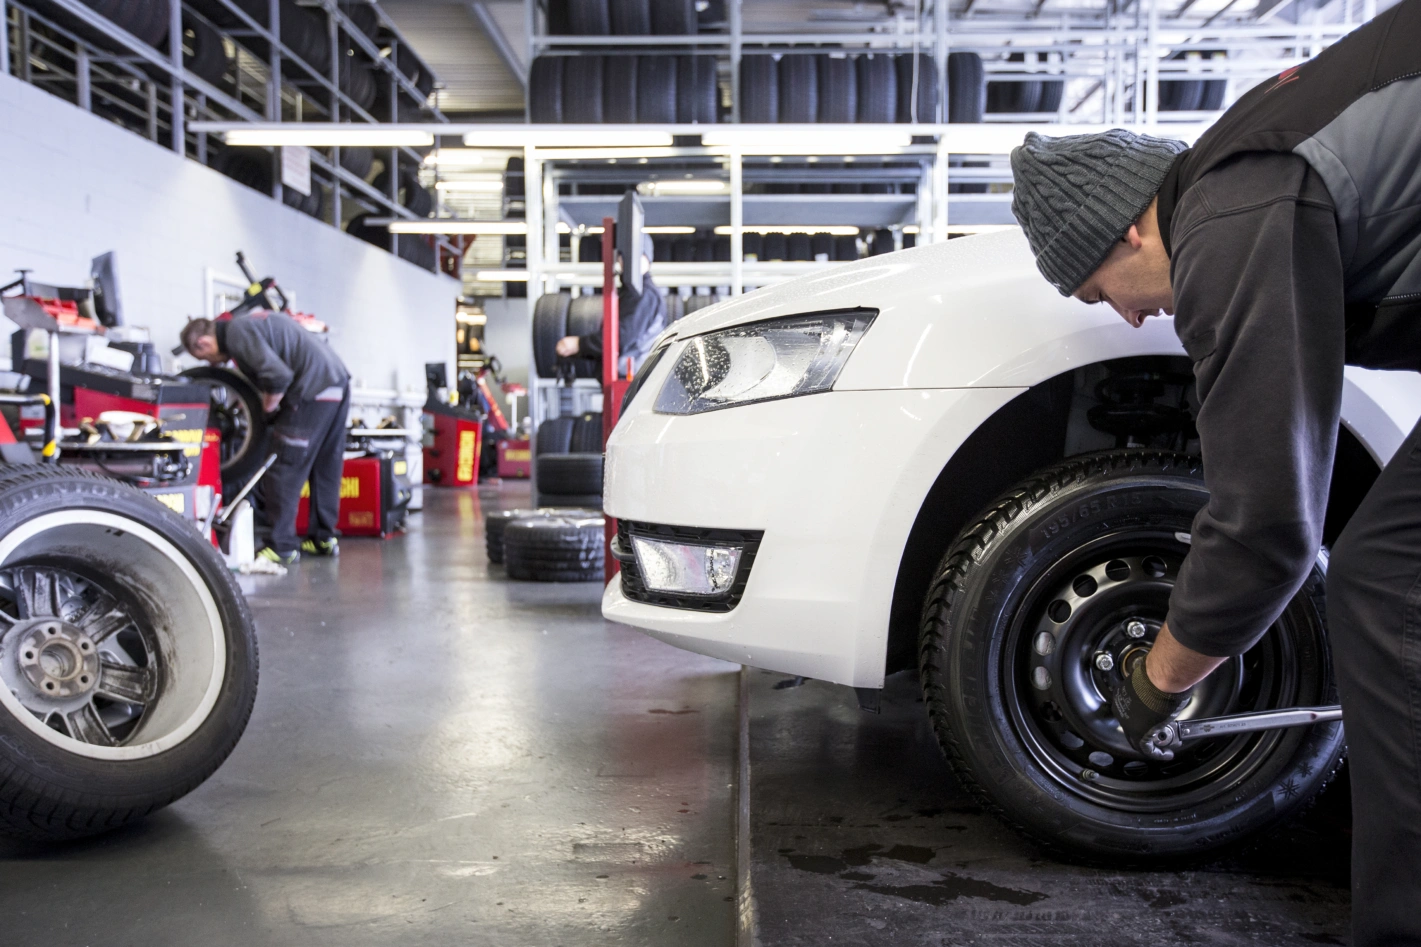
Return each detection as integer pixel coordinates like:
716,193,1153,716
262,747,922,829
1148,705,1342,751
216,452,278,527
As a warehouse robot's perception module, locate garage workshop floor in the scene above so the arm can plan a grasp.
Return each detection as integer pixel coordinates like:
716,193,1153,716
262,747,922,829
0,485,1353,946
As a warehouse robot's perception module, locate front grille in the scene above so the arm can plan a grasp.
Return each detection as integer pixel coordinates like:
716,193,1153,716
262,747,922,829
615,519,764,613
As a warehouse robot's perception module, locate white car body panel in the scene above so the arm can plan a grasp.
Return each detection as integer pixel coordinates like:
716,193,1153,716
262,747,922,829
603,229,1421,688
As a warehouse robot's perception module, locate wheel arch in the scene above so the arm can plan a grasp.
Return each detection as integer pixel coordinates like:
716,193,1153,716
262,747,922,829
882,359,1387,676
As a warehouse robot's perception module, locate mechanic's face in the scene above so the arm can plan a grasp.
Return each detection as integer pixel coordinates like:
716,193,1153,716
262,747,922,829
1073,205,1174,328
189,334,224,364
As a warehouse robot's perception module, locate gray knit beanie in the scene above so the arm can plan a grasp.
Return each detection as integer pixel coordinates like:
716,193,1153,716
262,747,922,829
1011,130,1186,296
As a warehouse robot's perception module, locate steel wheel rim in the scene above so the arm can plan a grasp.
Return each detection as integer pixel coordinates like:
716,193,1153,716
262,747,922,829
1002,528,1301,813
0,511,226,760
205,381,255,472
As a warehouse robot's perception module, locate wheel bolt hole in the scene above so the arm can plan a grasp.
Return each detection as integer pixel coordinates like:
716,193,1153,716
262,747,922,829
80,642,91,651
23,651,34,660
1047,600,1072,623
43,681,54,691
1105,560,1131,581
79,675,89,685
1142,555,1168,578
1072,575,1098,597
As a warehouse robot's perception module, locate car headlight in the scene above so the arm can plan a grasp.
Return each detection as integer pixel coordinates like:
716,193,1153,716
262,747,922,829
653,309,875,415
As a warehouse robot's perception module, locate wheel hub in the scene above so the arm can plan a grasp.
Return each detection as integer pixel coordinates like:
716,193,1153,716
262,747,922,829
7,619,100,709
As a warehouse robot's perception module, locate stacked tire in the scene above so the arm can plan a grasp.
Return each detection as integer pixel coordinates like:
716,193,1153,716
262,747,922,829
529,53,717,123
534,414,603,509
985,52,1065,116
737,51,982,123
549,0,698,36
504,514,606,582
486,507,593,563
1158,51,1227,112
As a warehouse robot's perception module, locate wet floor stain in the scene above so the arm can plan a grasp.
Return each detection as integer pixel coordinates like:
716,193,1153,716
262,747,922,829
782,842,939,876
850,873,1048,907
647,708,699,715
774,677,808,690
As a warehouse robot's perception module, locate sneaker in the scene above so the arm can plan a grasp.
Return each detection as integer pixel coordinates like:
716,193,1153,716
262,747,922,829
300,537,340,557
257,546,300,565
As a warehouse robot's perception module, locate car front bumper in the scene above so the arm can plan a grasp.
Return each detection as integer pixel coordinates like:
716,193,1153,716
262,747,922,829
601,384,1022,688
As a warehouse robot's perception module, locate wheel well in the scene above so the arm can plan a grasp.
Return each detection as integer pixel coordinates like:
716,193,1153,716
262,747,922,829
883,358,1382,675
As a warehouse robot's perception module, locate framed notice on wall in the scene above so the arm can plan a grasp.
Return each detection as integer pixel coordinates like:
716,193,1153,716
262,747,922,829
281,146,312,196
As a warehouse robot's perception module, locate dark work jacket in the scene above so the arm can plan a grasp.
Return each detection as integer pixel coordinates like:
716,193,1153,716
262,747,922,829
577,275,668,375
1155,0,1421,656
217,312,349,404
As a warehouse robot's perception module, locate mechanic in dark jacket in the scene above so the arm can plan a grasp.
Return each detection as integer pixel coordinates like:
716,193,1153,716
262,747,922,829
1011,3,1421,940
181,311,351,564
554,235,667,375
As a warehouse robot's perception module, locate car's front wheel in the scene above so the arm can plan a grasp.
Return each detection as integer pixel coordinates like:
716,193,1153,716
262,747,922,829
918,451,1344,864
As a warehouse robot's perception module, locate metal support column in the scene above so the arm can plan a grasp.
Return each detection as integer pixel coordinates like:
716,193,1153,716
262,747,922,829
168,0,184,154
1145,0,1159,125
523,145,544,432
935,0,948,123
524,0,536,121
328,6,341,227
1,1,9,78
147,82,159,140
195,93,207,164
729,0,742,123
932,136,949,243
729,148,743,294
75,47,90,111
268,0,283,203
17,7,29,83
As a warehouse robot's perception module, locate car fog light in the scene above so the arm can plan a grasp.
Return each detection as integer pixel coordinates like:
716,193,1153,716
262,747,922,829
631,537,743,595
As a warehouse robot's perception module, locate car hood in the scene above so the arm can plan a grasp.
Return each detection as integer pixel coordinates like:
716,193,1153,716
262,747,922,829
660,229,1042,338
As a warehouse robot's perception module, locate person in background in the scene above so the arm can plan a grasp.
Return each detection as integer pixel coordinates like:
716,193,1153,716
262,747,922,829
555,235,666,374
180,311,350,564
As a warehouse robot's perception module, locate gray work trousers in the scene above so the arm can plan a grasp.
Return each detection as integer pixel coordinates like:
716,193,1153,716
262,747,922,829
261,385,350,556
1329,413,1421,946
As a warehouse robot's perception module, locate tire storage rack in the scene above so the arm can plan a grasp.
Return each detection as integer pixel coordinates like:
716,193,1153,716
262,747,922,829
2,0,452,271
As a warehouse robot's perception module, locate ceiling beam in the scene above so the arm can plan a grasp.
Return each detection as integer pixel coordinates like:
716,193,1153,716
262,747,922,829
468,2,527,89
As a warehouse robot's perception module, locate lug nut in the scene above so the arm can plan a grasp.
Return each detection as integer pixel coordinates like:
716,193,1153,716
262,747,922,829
1126,620,1148,639
1094,652,1116,672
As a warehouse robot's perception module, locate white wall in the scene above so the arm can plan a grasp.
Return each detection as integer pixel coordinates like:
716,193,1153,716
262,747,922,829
480,295,532,426
0,73,457,402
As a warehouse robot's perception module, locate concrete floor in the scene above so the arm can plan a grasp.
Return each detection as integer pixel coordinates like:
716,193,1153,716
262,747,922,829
747,669,1353,947
0,482,1358,946
0,484,739,947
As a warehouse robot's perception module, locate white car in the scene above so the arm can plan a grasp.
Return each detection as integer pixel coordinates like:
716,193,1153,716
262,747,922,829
601,229,1421,862
599,227,1421,853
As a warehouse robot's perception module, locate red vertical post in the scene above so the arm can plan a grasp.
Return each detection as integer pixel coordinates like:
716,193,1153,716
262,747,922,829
601,218,621,580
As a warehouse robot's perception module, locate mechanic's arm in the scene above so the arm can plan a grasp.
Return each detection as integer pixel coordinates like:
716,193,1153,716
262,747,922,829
1154,168,1346,692
226,323,294,412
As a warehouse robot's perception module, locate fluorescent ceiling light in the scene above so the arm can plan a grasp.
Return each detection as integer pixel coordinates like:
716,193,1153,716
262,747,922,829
701,127,913,154
643,226,697,234
463,129,674,148
638,180,726,196
224,127,434,147
424,149,486,166
389,220,527,235
473,270,531,281
434,180,504,192
713,225,860,236
555,223,606,234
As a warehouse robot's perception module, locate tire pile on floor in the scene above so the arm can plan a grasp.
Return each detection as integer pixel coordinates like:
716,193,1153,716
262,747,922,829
533,414,604,508
485,508,606,583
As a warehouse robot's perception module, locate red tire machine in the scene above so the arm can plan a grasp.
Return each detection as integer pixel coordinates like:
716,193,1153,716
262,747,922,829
598,210,636,581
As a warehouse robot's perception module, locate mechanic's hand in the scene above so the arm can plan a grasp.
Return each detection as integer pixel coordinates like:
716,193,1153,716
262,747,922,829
555,336,580,358
1111,656,1193,761
261,392,284,414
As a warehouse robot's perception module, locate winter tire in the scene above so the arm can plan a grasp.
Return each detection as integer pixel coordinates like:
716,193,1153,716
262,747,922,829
856,54,896,122
604,56,639,123
817,54,857,123
536,417,576,456
0,466,258,841
570,413,604,453
536,453,603,496
636,56,678,124
563,56,606,123
180,365,270,498
486,507,597,563
610,0,651,34
947,52,985,123
530,57,565,123
533,292,571,378
677,56,717,124
918,451,1345,864
740,55,778,123
504,514,605,582
895,53,938,123
778,55,818,123
652,0,696,34
568,0,611,35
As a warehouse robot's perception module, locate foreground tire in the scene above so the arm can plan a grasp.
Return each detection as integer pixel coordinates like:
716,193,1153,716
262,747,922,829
181,365,270,497
533,293,571,378
486,507,594,564
918,451,1343,864
504,514,605,582
537,453,603,495
0,467,258,840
